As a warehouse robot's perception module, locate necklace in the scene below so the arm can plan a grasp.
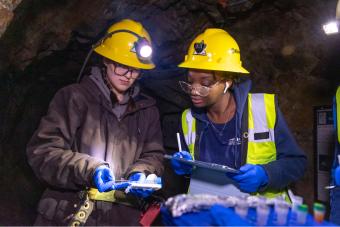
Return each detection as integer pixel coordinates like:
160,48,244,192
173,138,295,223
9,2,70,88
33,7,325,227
208,117,229,137
207,93,233,137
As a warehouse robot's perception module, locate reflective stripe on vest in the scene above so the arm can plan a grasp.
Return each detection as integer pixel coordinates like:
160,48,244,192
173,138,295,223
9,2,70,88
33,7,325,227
336,86,340,143
181,93,289,201
181,108,196,159
247,94,289,201
247,93,276,164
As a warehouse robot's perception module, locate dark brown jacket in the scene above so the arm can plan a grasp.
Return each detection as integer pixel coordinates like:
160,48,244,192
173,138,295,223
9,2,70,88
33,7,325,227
26,69,164,225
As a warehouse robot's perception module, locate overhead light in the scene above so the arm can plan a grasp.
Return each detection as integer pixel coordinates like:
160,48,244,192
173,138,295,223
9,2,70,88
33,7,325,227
322,0,340,35
323,21,339,35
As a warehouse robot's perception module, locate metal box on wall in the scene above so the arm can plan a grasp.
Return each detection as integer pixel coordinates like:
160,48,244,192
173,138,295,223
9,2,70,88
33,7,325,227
314,106,334,203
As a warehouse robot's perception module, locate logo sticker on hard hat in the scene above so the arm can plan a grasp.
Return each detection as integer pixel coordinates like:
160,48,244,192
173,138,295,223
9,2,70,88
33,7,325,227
193,40,207,56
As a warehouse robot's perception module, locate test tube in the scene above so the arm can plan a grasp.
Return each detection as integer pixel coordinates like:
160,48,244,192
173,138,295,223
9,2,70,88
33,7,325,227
235,197,248,219
256,204,270,226
291,195,303,213
296,204,308,224
274,196,285,210
275,202,289,225
313,202,326,223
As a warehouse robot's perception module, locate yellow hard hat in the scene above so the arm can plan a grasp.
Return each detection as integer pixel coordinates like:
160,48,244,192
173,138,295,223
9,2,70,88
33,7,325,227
94,19,155,69
178,28,249,74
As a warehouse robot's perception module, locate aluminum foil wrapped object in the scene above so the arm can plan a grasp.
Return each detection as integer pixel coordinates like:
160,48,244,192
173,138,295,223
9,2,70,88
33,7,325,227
164,194,288,217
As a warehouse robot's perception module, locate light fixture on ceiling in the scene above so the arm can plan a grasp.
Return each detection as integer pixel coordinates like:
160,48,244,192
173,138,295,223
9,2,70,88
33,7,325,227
323,0,340,35
323,21,339,35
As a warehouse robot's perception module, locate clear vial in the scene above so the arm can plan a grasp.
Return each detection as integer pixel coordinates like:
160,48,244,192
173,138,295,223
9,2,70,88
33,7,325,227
256,204,270,226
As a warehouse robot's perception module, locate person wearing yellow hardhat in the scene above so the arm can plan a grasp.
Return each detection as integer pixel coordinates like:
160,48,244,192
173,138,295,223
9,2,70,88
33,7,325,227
330,86,340,225
27,19,164,225
170,28,306,202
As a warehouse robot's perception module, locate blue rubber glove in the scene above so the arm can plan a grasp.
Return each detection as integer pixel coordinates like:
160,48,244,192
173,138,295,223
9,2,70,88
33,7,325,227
335,166,340,186
92,165,115,192
127,172,156,198
171,151,193,175
231,164,269,193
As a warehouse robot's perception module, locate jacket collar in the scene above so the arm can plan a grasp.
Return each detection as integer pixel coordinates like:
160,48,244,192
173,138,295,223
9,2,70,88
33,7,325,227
89,66,141,104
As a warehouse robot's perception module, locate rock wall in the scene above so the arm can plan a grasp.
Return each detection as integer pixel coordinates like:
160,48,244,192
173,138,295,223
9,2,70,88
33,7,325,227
0,0,22,37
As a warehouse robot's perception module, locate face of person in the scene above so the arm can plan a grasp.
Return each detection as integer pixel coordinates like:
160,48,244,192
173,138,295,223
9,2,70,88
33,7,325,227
185,70,231,108
104,58,141,94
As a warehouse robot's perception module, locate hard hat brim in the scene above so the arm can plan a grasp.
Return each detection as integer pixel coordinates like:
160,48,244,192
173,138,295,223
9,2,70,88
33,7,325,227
178,61,249,74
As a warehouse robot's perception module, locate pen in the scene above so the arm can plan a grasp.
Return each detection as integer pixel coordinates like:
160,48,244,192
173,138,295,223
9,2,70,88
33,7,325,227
176,132,183,154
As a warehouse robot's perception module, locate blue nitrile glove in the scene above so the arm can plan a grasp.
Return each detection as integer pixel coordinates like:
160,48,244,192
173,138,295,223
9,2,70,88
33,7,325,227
127,172,156,198
171,151,193,175
93,165,116,192
210,205,253,226
231,164,269,193
335,166,340,186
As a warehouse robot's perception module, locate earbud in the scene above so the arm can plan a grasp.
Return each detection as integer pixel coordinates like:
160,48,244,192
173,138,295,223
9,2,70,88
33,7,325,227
223,82,230,93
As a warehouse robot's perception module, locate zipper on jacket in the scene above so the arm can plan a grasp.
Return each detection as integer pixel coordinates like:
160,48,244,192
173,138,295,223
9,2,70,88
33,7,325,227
196,122,209,160
240,98,249,166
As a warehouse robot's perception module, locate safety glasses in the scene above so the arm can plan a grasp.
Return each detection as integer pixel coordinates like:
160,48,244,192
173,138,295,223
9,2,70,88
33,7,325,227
114,62,141,79
179,80,220,97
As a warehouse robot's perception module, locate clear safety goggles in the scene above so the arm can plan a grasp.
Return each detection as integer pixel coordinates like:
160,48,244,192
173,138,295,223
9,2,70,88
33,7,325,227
179,80,220,97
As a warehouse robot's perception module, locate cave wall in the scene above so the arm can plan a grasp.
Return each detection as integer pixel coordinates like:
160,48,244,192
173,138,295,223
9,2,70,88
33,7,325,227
0,0,339,224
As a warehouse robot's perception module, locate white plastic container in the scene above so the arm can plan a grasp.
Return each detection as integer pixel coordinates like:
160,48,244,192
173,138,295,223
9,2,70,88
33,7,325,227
235,198,248,219
256,204,270,226
275,202,289,225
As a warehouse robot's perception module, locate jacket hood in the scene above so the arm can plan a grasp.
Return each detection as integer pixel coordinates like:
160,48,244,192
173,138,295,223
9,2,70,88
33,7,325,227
88,67,141,103
191,78,252,128
81,67,156,114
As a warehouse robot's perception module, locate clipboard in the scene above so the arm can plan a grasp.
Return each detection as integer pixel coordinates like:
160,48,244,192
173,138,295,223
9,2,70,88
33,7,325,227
164,154,247,196
164,154,241,174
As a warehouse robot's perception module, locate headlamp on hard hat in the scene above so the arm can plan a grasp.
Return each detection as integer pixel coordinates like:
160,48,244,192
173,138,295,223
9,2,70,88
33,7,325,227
96,29,153,64
77,29,153,82
132,37,153,63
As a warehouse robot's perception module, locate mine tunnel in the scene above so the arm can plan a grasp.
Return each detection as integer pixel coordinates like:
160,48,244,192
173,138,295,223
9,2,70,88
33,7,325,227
0,0,340,225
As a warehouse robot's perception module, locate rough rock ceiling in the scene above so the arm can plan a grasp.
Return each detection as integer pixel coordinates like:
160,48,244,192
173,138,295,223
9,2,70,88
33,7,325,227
0,0,267,73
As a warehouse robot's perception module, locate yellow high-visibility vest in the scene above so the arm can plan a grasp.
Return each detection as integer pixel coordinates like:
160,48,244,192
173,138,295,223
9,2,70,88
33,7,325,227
181,93,288,200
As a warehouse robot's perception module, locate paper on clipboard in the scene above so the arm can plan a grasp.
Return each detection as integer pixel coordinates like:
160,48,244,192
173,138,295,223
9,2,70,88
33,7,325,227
189,167,249,197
